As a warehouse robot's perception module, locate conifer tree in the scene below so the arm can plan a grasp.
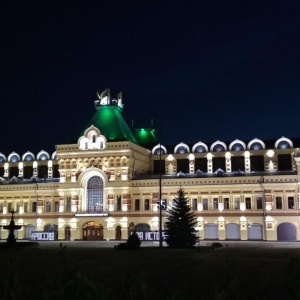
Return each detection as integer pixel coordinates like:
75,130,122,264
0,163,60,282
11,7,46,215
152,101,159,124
165,187,198,248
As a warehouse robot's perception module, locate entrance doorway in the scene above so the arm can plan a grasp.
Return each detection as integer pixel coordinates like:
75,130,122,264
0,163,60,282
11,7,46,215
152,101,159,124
65,226,71,240
277,223,297,241
83,221,104,241
204,223,218,240
115,226,122,240
226,223,240,240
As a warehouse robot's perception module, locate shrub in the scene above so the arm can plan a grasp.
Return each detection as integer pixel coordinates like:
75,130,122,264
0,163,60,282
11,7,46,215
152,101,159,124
211,242,223,249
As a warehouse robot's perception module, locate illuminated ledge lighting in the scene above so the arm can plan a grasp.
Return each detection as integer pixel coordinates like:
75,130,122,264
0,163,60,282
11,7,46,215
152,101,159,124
75,213,109,217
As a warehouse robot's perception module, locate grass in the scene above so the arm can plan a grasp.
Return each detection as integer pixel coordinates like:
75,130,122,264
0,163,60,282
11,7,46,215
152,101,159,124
1,243,300,299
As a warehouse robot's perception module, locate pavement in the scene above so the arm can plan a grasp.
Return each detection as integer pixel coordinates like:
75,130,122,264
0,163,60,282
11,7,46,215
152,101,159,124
2,239,300,249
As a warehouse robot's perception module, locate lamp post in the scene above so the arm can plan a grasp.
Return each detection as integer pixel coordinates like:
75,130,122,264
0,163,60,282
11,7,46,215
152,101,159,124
159,143,163,248
260,176,267,241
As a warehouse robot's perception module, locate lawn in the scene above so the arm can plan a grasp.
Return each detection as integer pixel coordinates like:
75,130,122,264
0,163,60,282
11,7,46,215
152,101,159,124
1,243,300,299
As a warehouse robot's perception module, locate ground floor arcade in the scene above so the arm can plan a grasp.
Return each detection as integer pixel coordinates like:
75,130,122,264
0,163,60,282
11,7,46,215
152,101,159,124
0,215,299,242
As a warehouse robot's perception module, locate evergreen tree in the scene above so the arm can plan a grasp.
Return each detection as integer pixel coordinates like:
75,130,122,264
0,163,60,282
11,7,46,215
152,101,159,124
165,187,198,248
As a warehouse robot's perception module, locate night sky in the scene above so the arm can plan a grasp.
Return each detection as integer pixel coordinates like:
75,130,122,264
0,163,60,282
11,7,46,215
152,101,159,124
1,1,300,155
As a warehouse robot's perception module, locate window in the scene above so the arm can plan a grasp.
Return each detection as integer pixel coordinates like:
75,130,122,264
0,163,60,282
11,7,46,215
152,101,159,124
55,201,59,212
224,198,229,210
32,202,37,213
8,203,12,213
92,135,96,143
144,199,150,211
16,202,20,213
213,198,218,210
116,196,122,211
245,198,251,209
161,199,167,210
234,198,240,210
203,198,208,210
87,176,103,212
66,197,71,212
46,201,51,212
256,197,262,209
288,197,294,209
24,202,28,213
275,197,282,209
0,203,3,213
192,198,198,210
134,199,140,211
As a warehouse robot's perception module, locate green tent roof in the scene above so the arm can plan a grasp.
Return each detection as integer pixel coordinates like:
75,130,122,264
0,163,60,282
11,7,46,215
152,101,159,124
134,128,158,147
81,105,138,143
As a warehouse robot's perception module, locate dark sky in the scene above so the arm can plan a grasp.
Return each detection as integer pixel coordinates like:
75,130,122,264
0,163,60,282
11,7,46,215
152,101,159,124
1,1,300,155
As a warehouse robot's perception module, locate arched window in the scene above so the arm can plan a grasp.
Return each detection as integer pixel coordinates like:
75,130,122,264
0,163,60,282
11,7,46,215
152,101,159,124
24,154,34,161
176,146,188,154
194,145,207,153
250,142,263,150
154,147,166,155
87,176,103,212
212,144,225,152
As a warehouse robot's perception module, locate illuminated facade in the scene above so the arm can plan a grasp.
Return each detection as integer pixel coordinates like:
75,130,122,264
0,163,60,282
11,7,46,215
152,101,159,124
1,89,300,242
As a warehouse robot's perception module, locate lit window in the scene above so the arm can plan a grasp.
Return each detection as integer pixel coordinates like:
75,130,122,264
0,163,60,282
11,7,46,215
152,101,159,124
87,176,103,212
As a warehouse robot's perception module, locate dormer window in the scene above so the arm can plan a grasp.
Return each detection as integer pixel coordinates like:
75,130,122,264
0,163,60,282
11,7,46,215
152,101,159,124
78,125,107,150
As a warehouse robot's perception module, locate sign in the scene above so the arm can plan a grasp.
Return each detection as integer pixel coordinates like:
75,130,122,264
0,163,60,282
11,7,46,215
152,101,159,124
136,231,167,241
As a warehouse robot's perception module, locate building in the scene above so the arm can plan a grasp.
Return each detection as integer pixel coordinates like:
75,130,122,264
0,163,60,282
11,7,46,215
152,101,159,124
1,89,300,242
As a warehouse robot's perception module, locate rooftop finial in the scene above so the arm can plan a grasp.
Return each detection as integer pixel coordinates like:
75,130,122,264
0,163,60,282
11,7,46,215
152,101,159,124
94,89,123,109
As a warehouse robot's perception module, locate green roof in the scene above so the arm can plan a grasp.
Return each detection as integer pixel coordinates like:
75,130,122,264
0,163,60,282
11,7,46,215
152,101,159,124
134,128,158,147
81,105,138,143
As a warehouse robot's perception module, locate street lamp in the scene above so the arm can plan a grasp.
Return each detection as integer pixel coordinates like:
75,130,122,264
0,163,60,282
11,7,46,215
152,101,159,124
159,143,163,248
